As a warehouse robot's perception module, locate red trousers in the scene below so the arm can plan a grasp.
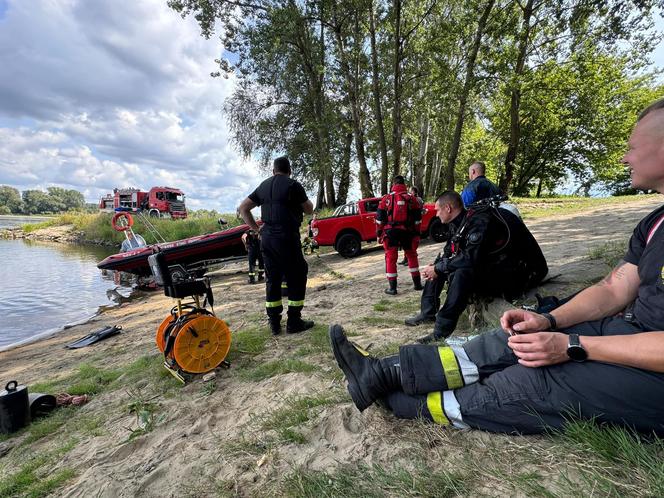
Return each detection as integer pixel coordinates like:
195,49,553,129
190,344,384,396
383,232,420,282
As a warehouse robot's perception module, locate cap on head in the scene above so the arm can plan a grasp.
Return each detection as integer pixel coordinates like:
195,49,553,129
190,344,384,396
273,156,292,174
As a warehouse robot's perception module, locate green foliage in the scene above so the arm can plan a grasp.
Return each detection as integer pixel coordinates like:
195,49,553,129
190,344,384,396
21,211,242,245
587,239,629,268
0,185,22,213
18,187,85,214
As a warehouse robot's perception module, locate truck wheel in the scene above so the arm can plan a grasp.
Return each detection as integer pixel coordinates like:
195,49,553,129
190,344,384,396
149,209,160,218
429,218,450,243
336,233,361,258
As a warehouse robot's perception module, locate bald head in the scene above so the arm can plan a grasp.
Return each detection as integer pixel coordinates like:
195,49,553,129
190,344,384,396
469,161,486,180
623,97,664,192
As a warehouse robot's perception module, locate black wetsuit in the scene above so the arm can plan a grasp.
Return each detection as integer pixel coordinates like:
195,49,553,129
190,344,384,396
421,207,548,338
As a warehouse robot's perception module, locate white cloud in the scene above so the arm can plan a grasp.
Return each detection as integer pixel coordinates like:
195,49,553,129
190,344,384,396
0,0,265,211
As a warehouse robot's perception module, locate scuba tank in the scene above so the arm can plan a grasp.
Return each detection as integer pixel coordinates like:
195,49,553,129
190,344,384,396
0,381,31,434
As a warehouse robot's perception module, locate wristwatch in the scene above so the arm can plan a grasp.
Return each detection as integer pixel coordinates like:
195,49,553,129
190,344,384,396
566,334,588,362
541,312,557,330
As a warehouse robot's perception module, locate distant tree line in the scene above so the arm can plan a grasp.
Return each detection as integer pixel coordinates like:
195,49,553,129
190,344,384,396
0,186,86,215
171,0,663,206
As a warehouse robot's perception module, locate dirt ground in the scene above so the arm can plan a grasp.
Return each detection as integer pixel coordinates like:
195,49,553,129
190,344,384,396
1,195,662,497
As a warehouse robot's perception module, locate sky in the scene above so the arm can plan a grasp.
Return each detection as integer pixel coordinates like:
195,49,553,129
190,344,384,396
0,0,264,212
0,1,663,211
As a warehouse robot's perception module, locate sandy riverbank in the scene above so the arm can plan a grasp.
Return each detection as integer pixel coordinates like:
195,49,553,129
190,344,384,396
0,195,662,497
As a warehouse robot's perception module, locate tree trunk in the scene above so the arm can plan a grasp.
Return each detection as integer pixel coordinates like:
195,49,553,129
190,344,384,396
413,110,429,195
445,0,495,190
331,7,374,198
391,0,403,178
500,0,534,194
369,0,389,195
316,177,325,209
337,130,353,205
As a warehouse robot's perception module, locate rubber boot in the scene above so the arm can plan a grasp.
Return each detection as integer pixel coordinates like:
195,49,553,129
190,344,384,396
384,279,397,296
258,272,265,282
329,324,402,412
412,275,423,291
404,312,435,326
286,307,314,334
416,328,452,344
248,275,256,284
268,316,281,336
399,258,408,266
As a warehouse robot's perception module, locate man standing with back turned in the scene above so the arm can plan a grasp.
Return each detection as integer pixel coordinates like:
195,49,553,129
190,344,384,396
238,157,315,335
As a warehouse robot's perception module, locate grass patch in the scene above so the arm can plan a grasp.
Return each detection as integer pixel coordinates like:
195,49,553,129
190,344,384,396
368,341,401,357
0,441,77,498
294,324,333,356
328,269,349,280
260,392,347,444
21,406,77,445
373,296,420,313
281,463,469,497
587,239,628,268
125,390,165,442
513,194,657,220
357,315,405,327
226,326,270,365
239,359,318,382
555,420,664,496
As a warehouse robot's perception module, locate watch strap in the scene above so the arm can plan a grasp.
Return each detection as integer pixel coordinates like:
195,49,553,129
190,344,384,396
541,312,557,331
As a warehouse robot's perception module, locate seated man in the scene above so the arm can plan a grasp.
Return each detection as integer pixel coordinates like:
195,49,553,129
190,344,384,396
406,191,548,343
329,97,664,435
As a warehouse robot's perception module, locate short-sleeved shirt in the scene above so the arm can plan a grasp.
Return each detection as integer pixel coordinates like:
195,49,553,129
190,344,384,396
624,204,664,331
248,175,308,233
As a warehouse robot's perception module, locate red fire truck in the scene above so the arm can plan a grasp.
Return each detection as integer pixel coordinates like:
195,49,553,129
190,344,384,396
99,187,187,219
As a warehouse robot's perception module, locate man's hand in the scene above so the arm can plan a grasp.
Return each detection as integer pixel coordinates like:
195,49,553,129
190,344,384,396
507,332,569,367
421,264,437,281
500,309,551,335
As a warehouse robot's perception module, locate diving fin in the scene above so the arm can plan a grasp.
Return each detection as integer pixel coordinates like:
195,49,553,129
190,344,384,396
65,325,122,349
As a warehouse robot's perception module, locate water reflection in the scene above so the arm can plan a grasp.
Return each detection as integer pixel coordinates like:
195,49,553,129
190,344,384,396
0,239,135,350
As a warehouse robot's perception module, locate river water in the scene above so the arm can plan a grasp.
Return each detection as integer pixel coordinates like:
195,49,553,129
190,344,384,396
0,216,133,351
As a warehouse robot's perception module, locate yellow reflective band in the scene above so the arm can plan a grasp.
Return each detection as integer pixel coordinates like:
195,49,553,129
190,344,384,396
351,341,370,357
426,392,450,425
265,300,282,308
281,282,288,288
438,346,463,389
288,300,304,307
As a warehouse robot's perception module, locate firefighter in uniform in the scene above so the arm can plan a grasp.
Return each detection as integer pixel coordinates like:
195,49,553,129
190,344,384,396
238,156,315,335
406,190,548,343
241,229,264,284
376,176,423,295
329,98,664,435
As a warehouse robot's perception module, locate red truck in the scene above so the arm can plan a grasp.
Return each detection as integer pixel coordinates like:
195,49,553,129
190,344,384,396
309,197,449,258
99,187,187,219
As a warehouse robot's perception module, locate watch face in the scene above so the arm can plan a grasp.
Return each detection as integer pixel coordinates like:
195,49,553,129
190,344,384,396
567,345,588,362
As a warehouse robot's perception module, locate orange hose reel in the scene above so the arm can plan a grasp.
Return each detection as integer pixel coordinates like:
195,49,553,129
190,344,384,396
155,310,231,374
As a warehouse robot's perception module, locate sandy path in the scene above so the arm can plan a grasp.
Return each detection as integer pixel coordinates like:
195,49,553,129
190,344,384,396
0,194,662,497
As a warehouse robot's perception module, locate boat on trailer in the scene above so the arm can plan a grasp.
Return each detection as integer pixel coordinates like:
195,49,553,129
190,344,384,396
97,224,249,277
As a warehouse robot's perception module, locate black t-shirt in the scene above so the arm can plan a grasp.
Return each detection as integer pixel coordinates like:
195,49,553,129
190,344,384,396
248,175,308,232
624,204,664,331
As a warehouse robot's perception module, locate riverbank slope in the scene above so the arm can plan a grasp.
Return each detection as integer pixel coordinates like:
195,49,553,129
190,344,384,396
1,195,662,497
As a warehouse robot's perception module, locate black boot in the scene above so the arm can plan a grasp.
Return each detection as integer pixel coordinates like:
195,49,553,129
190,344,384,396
412,275,423,291
384,280,397,296
329,324,402,412
416,328,452,344
287,318,315,334
258,272,265,282
268,316,281,335
404,313,435,326
248,275,256,284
